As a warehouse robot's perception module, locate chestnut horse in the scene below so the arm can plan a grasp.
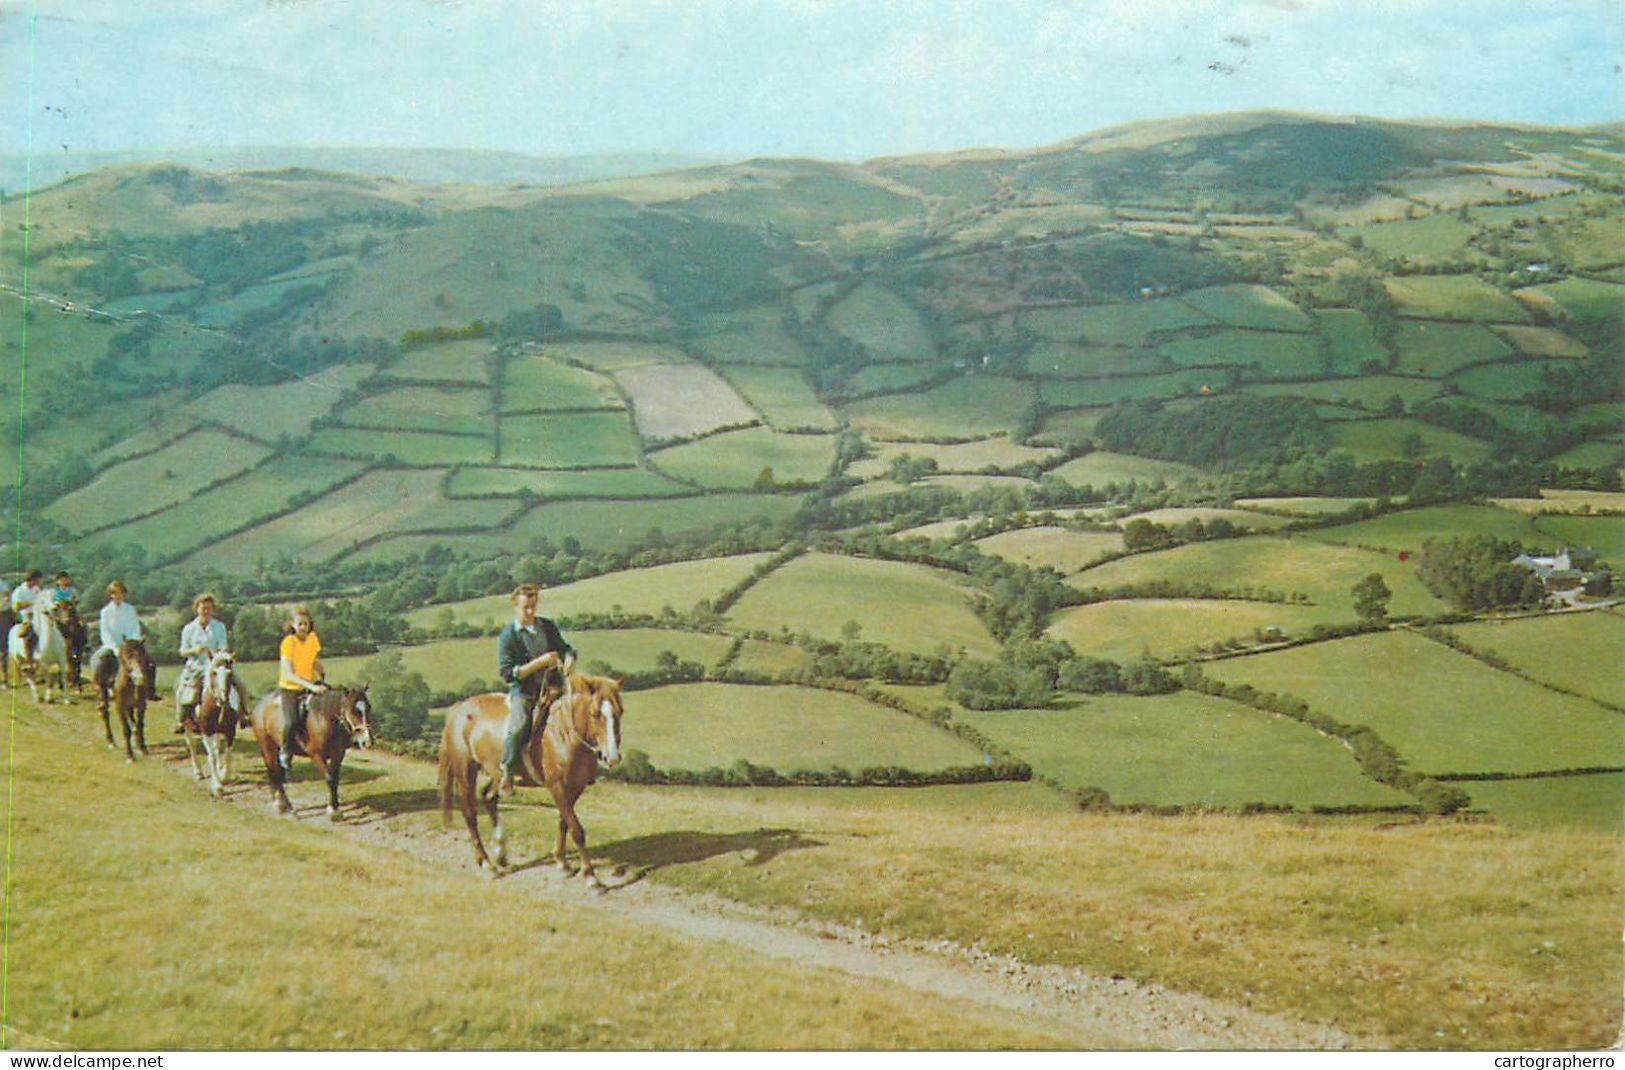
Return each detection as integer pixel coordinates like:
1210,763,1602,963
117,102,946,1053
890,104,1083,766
248,686,373,818
439,671,624,882
93,638,155,722
181,650,250,797
103,640,149,761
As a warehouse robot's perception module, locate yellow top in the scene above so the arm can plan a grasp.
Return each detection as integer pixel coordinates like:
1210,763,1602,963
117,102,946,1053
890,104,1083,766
278,632,321,690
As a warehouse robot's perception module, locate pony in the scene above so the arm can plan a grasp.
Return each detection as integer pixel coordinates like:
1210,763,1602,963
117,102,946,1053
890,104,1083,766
180,650,250,797
103,639,149,761
52,601,87,692
93,638,155,722
439,671,624,883
8,599,71,704
248,686,373,818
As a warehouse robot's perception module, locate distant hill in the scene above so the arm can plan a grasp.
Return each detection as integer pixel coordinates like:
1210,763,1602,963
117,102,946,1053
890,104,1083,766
0,145,726,193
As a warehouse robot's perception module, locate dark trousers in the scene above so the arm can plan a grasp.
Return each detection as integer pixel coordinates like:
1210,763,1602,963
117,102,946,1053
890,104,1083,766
279,689,304,767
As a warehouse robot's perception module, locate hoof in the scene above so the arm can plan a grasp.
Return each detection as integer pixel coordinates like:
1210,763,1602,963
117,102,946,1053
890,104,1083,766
124,756,134,765
326,806,340,821
477,861,497,880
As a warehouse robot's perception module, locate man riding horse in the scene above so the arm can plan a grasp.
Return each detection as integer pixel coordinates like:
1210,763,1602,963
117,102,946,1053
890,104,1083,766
8,570,44,661
177,593,229,733
496,583,574,797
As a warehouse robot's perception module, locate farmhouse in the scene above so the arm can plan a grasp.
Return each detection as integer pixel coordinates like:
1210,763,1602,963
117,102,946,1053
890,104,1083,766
1512,546,1611,594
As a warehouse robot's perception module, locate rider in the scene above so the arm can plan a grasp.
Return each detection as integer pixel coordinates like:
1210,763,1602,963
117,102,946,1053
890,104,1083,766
9,570,43,659
497,583,574,797
277,604,327,773
176,593,229,732
92,580,154,701
46,571,78,611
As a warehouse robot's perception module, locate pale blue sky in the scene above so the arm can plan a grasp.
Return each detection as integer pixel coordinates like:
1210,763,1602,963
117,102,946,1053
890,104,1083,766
4,0,1622,162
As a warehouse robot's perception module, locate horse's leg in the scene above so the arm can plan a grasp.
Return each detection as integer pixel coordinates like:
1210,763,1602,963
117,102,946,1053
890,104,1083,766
479,781,506,867
199,733,222,795
99,692,116,749
257,730,292,815
221,726,236,785
134,699,148,755
118,705,136,763
459,762,495,874
182,729,206,779
309,748,340,819
558,783,601,887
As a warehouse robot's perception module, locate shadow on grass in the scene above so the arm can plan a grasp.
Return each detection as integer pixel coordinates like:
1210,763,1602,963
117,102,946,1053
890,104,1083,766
600,827,824,874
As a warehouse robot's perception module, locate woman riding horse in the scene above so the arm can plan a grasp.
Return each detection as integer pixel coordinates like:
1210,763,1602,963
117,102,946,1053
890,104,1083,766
176,593,228,733
8,570,43,662
92,580,157,713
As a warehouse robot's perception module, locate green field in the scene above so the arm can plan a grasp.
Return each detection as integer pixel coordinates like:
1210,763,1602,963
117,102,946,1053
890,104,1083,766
1531,514,1625,561
500,353,623,410
827,283,936,361
1046,599,1340,660
1023,341,1164,378
728,553,1000,658
1157,330,1322,378
85,419,198,470
1305,503,1545,553
305,427,494,465
1447,611,1625,709
1451,359,1585,401
182,363,378,443
382,340,492,385
1349,214,1474,260
1179,285,1312,332
540,339,690,372
190,276,325,328
1492,325,1589,358
730,638,814,676
1031,408,1107,446
1038,372,1209,408
689,306,808,365
715,365,838,431
403,554,779,630
445,465,690,499
626,682,984,772
960,692,1410,808
1018,299,1213,345
1326,418,1493,464
1204,631,1625,776
1392,321,1512,376
649,428,836,489
972,527,1124,574
842,363,946,396
615,363,759,442
498,411,641,467
1047,451,1203,487
1069,534,1446,618
847,438,1060,480
1313,310,1389,374
845,377,1035,439
340,385,493,435
1117,507,1295,533
1549,438,1623,469
1237,376,1441,410
43,428,273,535
1463,774,1624,833
1232,497,1379,516
1520,278,1625,323
75,456,368,564
1384,276,1530,322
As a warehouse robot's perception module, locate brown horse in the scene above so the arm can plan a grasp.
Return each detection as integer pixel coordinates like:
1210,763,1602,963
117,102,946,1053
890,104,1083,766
439,672,624,882
181,650,250,797
248,686,373,818
103,640,149,761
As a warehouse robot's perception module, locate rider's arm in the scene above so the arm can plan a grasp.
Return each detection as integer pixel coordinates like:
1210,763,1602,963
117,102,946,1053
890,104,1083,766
279,655,324,693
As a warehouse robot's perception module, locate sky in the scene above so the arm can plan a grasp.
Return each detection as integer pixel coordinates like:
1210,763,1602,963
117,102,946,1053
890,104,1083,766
2,0,1622,163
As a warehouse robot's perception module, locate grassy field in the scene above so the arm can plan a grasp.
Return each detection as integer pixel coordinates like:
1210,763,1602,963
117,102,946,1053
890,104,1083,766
1349,214,1473,260
730,638,813,675
1047,451,1203,487
959,691,1410,808
1392,321,1512,377
385,339,493,385
714,365,838,431
1018,299,1212,345
689,306,808,366
1549,438,1624,468
1530,514,1625,561
1032,408,1107,446
1519,278,1624,323
541,339,691,372
624,682,984,772
1204,631,1625,776
727,553,1000,658
827,283,936,361
498,411,642,467
445,465,689,499
1446,611,1625,709
1492,324,1589,358
182,363,378,443
615,363,759,441
844,376,1035,439
847,437,1059,480
500,353,623,410
306,427,494,465
648,428,836,489
842,363,946,396
1303,503,1547,554
1451,359,1584,401
403,554,778,630
339,385,494,435
1461,773,1623,833
1046,599,1340,660
1038,372,1209,408
972,527,1124,574
43,428,274,535
75,456,368,563
1234,497,1379,516
1384,276,1530,322
1325,418,1493,464
1116,507,1296,533
1239,376,1441,410
1158,330,1322,378
1313,310,1389,374
1068,535,1446,618
1179,285,1312,332
1024,341,1164,378
181,468,518,570
1490,489,1625,516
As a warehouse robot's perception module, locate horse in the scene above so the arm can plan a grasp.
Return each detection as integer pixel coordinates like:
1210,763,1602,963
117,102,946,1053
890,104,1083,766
93,638,155,721
104,640,149,761
439,671,624,883
52,601,87,692
8,600,71,704
248,686,373,818
180,650,250,797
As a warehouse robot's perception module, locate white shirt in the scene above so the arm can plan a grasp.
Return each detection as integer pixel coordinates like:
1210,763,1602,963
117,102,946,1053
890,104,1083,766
97,601,143,654
10,584,40,614
179,617,229,672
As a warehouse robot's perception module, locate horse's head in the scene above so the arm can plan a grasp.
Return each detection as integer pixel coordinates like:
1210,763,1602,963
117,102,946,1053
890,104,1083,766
333,686,373,749
205,650,236,702
565,673,623,768
51,601,78,627
117,639,146,688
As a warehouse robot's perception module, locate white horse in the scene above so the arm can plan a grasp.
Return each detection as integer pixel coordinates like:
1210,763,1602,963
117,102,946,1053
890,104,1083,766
7,601,71,704
181,650,249,797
